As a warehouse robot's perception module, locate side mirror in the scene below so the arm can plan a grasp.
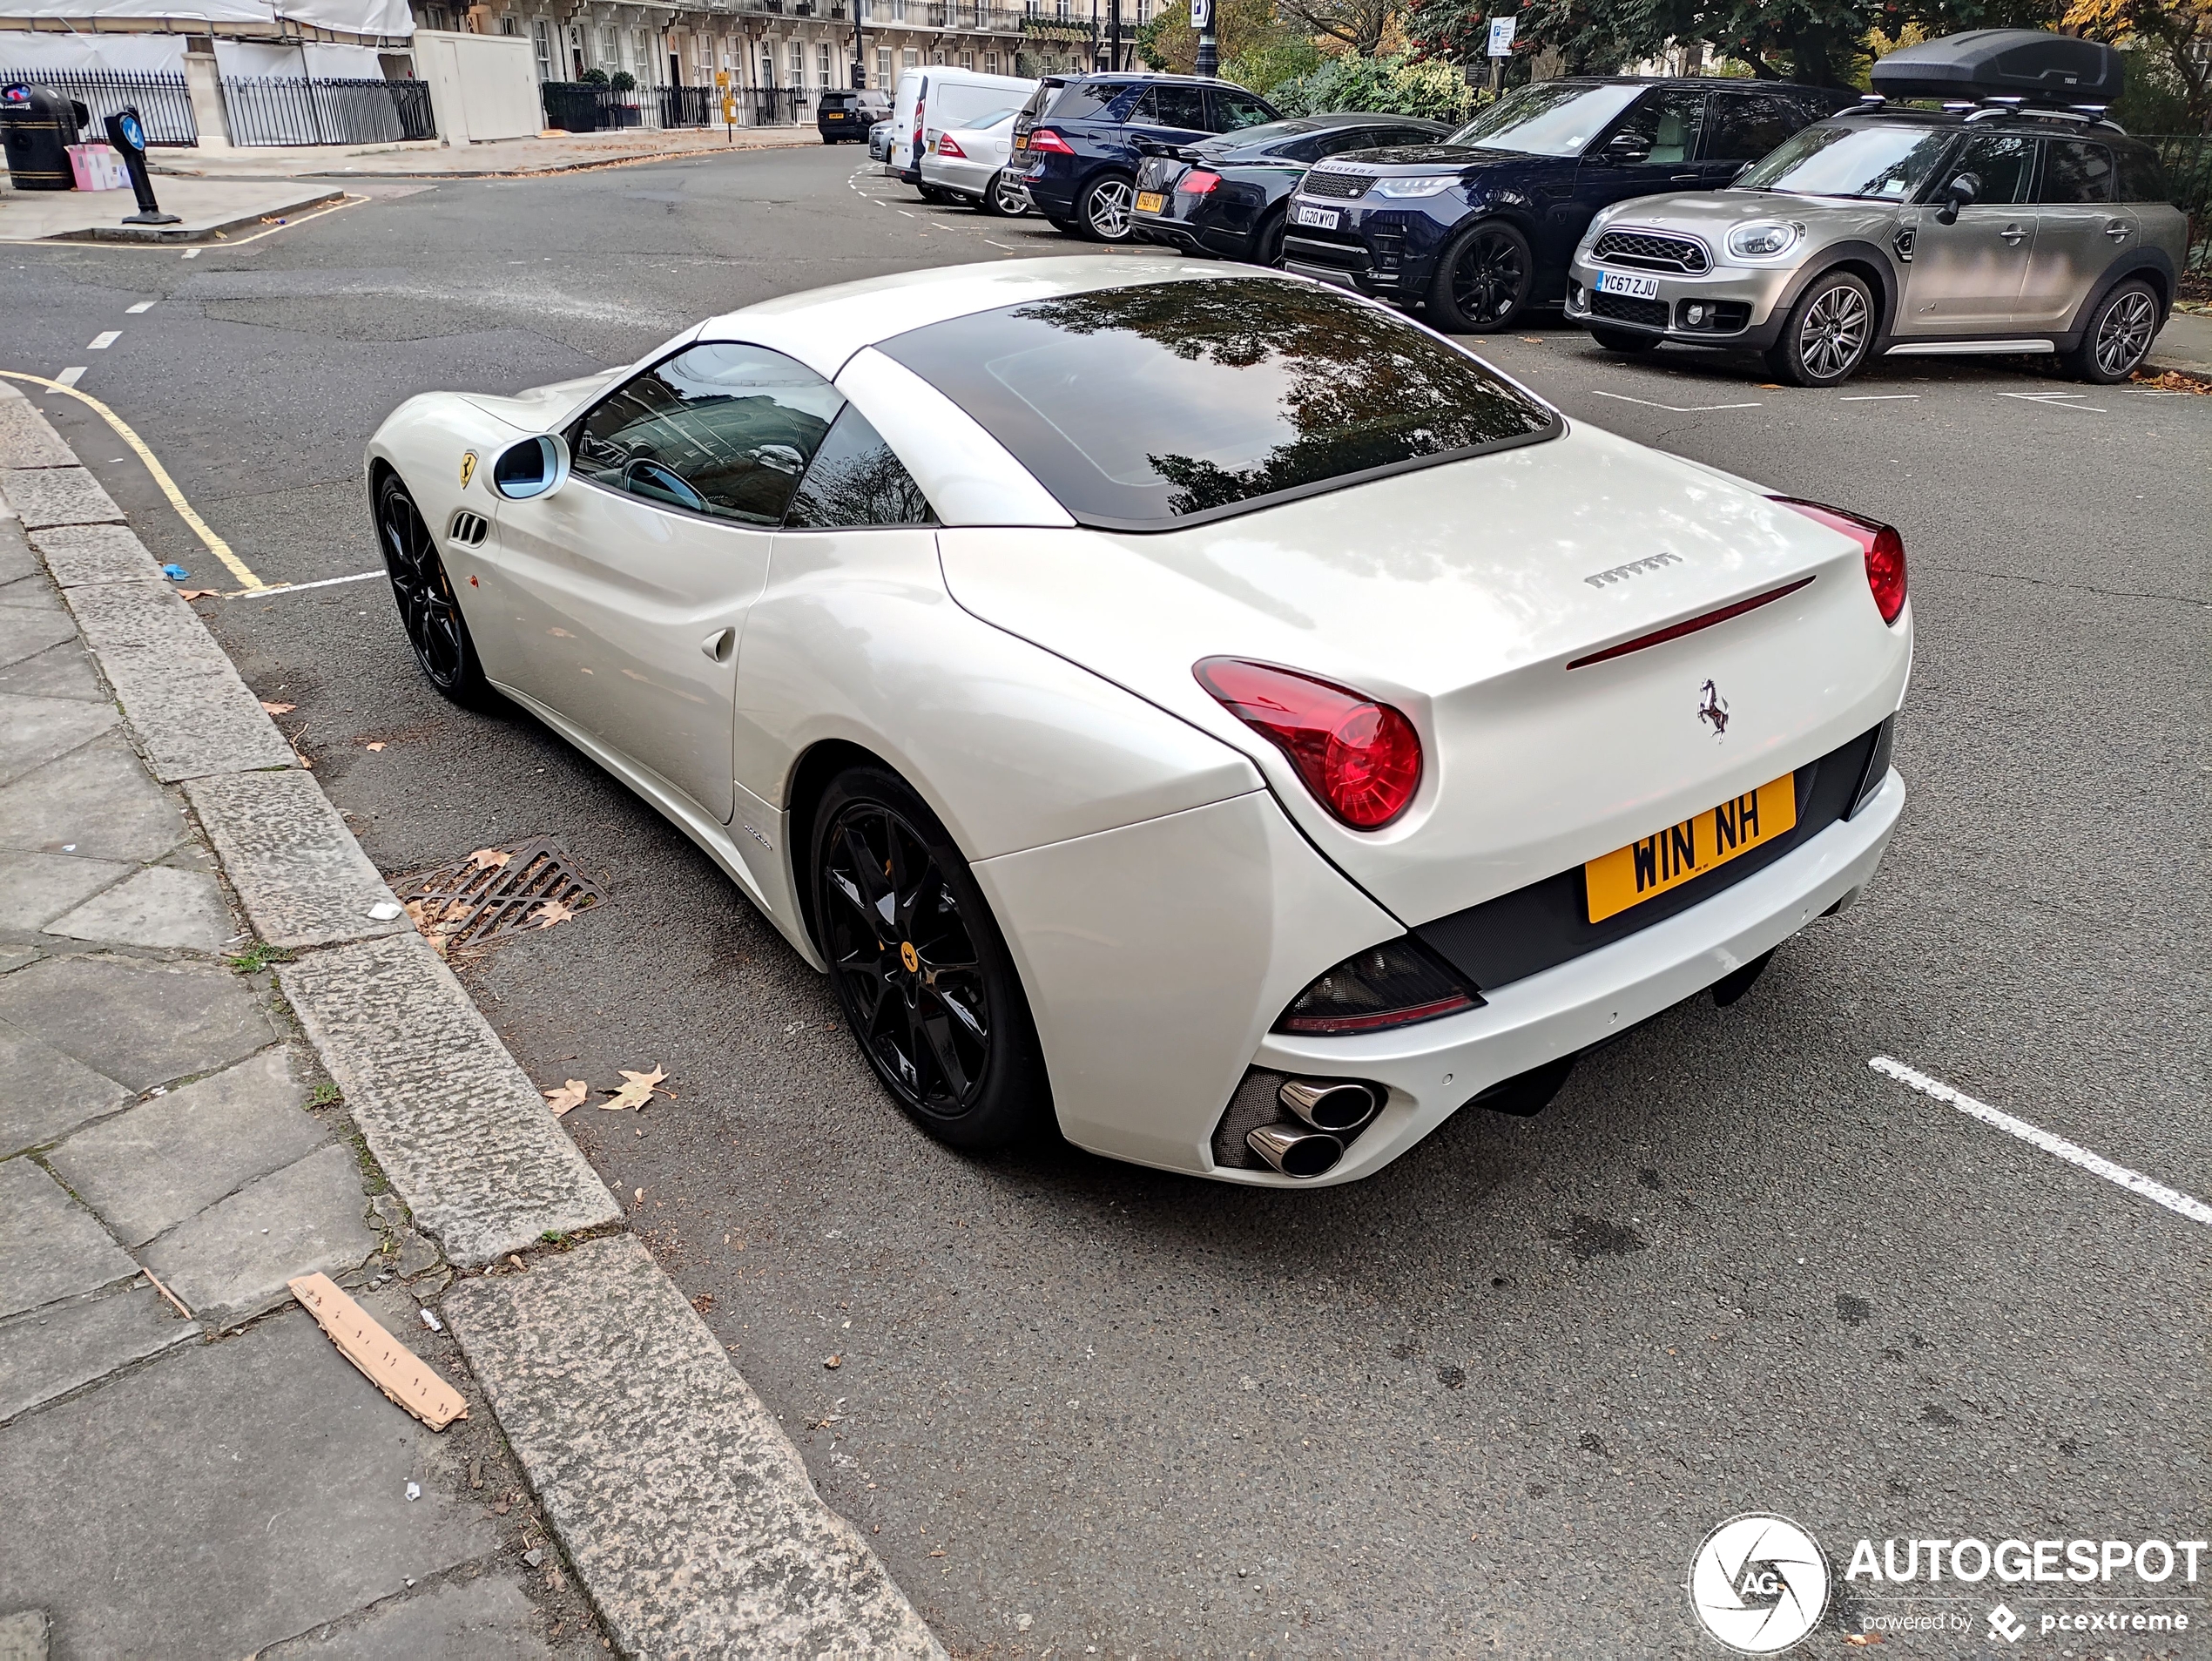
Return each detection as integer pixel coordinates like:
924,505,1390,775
1934,171,1979,226
1606,132,1649,161
1731,159,1754,180
490,433,570,501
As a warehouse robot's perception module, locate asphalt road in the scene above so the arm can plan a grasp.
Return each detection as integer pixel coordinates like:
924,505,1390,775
10,144,2209,1658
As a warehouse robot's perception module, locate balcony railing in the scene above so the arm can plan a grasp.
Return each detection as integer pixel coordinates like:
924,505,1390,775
724,0,1026,26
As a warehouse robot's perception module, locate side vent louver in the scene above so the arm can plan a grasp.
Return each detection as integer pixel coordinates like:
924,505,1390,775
448,510,489,548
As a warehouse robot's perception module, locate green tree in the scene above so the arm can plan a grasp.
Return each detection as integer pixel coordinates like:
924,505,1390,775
2067,0,2212,131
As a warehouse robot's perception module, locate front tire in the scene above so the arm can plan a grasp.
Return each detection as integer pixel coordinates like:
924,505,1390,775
374,472,492,707
2062,278,2158,384
813,766,1048,1152
1076,171,1136,241
1427,219,1534,333
1764,268,1876,387
1589,325,1661,354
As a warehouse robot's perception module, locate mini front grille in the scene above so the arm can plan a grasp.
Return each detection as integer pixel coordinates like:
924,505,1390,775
1591,229,1710,273
1298,169,1371,200
448,510,489,547
1589,291,1669,328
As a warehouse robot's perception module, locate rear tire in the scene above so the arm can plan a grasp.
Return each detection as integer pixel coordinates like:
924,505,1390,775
1764,268,1876,387
1076,171,1136,241
2061,278,2158,384
983,168,1031,217
812,766,1049,1152
1249,206,1287,267
1427,219,1534,333
1589,326,1661,354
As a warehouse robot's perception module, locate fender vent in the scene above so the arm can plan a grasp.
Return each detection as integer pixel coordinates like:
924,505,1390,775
1892,226,1915,264
448,510,489,547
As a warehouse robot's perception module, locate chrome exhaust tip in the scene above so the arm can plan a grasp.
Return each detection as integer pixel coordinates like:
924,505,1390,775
1246,1122,1344,1178
1278,1077,1379,1133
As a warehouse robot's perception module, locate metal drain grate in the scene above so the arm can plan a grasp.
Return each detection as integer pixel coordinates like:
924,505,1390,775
392,835,604,952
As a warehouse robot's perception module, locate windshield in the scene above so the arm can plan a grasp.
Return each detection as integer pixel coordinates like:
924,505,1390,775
1442,82,1643,158
879,277,1558,528
1734,122,1952,200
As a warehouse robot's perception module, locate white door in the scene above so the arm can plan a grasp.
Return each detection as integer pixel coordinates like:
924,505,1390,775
487,342,846,823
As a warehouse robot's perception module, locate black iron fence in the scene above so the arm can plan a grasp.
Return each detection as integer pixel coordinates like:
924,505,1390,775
2146,134,2211,274
219,76,434,146
0,68,197,144
752,88,811,125
542,82,761,131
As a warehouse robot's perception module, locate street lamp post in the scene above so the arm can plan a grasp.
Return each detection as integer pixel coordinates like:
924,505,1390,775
1190,0,1214,76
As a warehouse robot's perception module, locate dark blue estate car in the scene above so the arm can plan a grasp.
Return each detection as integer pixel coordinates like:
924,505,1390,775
1282,77,1851,331
1013,72,1282,241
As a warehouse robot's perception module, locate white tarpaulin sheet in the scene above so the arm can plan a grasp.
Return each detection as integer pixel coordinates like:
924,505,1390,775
0,0,410,41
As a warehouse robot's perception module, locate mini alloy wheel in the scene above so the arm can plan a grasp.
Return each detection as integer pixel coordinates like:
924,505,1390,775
813,768,1046,1149
2065,280,2158,384
1431,220,1533,333
1767,270,1874,387
374,473,491,706
1080,173,1136,241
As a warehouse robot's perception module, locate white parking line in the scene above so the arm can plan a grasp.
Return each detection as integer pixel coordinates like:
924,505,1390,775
56,367,86,387
126,300,155,314
1589,389,1763,413
233,570,384,598
1999,391,2106,414
89,332,120,350
1840,394,1920,402
1869,1056,2212,1227
181,247,200,259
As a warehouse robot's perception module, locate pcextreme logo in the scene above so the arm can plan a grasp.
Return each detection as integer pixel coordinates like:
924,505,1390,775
1687,1514,1830,1654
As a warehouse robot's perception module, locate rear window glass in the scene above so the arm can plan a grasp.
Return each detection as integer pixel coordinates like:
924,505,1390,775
1046,80,1137,121
878,276,1559,529
2114,144,2167,202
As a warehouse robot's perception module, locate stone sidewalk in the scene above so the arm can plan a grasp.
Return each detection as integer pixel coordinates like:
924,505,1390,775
152,124,824,181
0,179,344,246
0,387,941,1656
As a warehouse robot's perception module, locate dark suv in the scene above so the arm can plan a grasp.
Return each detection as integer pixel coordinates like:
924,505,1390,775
1014,72,1281,241
819,88,889,145
1281,77,1851,331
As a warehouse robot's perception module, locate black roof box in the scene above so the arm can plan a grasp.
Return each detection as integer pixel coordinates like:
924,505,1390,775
1869,29,2122,105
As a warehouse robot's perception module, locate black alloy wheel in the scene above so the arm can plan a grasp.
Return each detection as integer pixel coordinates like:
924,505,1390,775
1765,268,1875,387
1251,206,1288,267
2062,279,2158,385
813,766,1046,1151
1588,325,1662,354
1430,219,1534,333
374,472,491,706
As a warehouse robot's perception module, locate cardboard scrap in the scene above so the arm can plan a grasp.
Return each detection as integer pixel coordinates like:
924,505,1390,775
288,1273,469,1431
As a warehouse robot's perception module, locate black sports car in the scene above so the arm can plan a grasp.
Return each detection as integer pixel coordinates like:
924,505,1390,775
1130,111,1449,266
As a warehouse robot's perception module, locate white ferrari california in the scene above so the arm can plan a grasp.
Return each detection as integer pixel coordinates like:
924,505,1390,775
366,255,1910,1186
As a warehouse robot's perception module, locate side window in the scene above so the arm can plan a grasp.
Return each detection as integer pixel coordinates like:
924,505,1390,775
784,406,936,529
1939,132,2034,206
1312,125,1393,158
2112,144,2168,203
2039,140,2115,205
1385,125,1441,147
1601,89,1706,165
1702,92,1804,164
569,343,844,528
1211,88,1275,132
1136,84,1209,130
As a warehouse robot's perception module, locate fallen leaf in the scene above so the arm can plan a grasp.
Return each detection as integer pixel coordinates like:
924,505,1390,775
601,1065,667,1111
402,899,455,958
1519,336,1542,344
261,700,296,714
928,1549,946,1557
1844,1634,1884,1647
365,741,386,752
543,1079,589,1116
529,900,573,929
824,1354,842,1369
468,847,512,871
179,589,218,600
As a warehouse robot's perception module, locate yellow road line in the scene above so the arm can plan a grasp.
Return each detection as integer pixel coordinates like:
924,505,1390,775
0,368,265,590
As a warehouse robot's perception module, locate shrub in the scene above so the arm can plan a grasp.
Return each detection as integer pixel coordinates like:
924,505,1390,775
1272,51,1477,125
610,69,637,92
580,67,609,85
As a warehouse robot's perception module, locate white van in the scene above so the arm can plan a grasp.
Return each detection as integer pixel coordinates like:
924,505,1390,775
887,66,1035,195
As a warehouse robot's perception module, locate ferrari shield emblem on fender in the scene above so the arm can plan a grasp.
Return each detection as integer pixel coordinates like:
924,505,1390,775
459,451,477,489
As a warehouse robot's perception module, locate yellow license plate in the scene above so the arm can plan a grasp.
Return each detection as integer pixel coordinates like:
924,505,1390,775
1135,190,1167,214
1013,133,1028,150
1584,774,1797,923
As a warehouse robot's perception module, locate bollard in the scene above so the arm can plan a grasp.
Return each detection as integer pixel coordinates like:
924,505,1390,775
103,107,181,226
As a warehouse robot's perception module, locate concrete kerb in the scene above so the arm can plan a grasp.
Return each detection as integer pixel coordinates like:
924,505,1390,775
0,379,945,1658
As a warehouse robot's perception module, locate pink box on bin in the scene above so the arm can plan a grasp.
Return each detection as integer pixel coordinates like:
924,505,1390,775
67,144,129,191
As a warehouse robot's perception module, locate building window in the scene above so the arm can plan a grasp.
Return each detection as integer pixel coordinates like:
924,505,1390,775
761,51,774,88
600,26,619,69
984,51,998,73
788,41,804,84
532,17,552,77
902,47,919,69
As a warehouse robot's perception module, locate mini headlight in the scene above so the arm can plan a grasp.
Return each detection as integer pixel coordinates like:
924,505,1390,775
1727,221,1802,259
1372,174,1457,199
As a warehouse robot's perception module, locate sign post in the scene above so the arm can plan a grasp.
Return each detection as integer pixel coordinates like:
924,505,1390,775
715,69,732,145
1487,15,1516,99
103,108,179,226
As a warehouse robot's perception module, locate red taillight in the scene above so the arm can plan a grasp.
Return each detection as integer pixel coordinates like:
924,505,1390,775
1195,658,1422,830
936,134,966,158
1177,169,1221,194
1775,497,1907,625
1025,126,1075,156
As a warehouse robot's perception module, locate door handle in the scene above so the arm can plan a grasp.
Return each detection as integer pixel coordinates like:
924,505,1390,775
2000,223,2026,244
2104,219,2131,240
700,626,735,663
1669,173,1699,183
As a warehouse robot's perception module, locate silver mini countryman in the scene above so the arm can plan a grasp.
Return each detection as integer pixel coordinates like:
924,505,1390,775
1563,30,2187,386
